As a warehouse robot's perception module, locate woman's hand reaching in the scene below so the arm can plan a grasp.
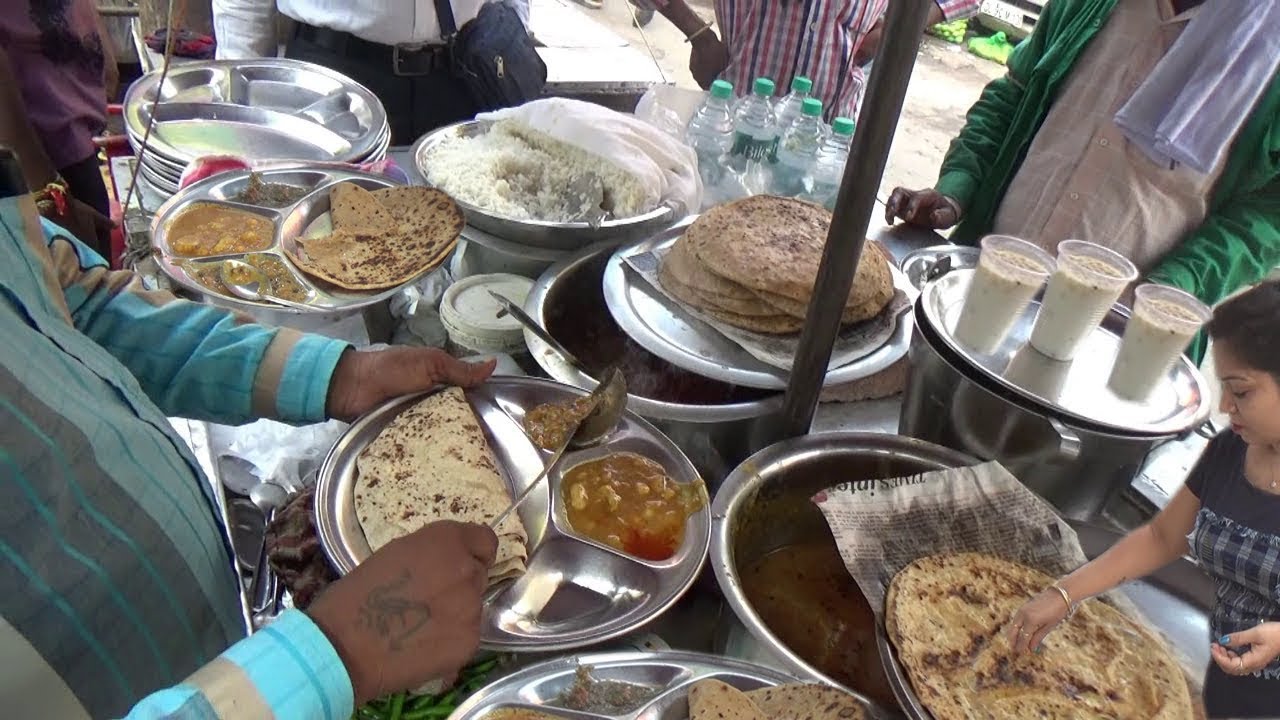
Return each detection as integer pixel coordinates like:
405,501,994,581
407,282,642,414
1212,623,1280,676
1006,587,1071,654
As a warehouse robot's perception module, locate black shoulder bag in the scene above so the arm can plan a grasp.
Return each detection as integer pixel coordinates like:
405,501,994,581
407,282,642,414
434,0,548,112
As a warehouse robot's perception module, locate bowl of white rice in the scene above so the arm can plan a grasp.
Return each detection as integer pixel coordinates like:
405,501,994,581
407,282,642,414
412,120,677,250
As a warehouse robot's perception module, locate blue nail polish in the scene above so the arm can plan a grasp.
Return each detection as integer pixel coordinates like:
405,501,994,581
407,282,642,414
1034,646,1042,654
1220,635,1231,645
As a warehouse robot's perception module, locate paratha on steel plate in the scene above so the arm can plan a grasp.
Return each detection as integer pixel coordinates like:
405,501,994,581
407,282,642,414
886,552,1193,720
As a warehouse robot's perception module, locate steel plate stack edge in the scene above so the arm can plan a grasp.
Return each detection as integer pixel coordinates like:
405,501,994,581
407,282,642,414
124,59,390,197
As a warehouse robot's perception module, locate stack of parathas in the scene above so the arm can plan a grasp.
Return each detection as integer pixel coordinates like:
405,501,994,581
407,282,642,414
288,182,463,290
688,679,868,720
658,196,894,335
354,388,528,583
886,553,1194,720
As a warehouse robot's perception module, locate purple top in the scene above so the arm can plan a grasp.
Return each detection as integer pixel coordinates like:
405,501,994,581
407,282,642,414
0,0,107,169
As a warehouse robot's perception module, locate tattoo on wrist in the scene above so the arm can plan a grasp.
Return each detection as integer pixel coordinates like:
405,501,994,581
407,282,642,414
358,570,432,651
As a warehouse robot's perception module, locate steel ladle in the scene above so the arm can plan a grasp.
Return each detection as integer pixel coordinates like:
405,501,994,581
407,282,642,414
247,481,288,615
489,368,628,530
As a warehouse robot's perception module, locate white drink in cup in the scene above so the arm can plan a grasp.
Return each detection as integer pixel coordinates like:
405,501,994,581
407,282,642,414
1029,240,1138,360
952,235,1056,354
1107,284,1210,401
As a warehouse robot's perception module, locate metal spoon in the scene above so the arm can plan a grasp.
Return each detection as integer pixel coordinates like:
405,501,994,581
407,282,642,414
567,172,610,228
247,480,288,614
219,259,314,311
489,368,628,530
488,290,587,372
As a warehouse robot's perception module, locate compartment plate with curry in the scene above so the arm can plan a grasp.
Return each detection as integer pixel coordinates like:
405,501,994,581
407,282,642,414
313,377,712,652
150,166,464,313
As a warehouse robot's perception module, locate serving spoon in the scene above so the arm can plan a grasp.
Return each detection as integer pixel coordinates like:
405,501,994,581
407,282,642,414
488,290,588,373
489,368,628,530
219,259,315,311
567,172,610,228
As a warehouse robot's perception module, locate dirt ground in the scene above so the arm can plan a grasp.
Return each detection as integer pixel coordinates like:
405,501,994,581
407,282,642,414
586,1,1004,198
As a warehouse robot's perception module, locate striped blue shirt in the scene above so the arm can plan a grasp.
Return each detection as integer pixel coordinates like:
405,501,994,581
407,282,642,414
0,194,355,719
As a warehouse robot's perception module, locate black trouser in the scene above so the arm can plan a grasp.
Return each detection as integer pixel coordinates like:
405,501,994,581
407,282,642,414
285,24,479,146
1203,662,1279,718
59,153,112,257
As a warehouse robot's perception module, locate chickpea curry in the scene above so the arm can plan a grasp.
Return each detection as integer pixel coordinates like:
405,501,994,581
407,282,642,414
561,453,705,561
524,396,596,451
167,203,275,257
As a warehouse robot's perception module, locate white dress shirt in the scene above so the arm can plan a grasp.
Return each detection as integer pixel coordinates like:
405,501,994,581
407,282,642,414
213,0,530,59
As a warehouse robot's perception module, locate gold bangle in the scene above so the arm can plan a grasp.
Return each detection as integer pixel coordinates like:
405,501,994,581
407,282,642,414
684,21,715,43
1051,584,1075,618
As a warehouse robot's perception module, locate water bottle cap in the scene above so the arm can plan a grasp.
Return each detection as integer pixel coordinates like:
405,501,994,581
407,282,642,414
709,80,734,99
801,98,823,117
791,76,813,94
832,117,856,135
752,78,776,97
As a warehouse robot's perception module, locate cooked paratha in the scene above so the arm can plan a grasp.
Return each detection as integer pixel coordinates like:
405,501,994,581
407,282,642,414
745,684,867,720
658,244,786,319
886,553,1193,720
685,196,893,315
688,680,766,720
330,182,396,232
658,262,805,334
354,388,527,583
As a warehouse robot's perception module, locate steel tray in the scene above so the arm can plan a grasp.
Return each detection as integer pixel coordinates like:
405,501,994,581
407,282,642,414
314,377,712,652
412,120,677,250
124,59,387,164
448,650,799,719
149,166,436,313
877,521,1214,720
602,223,915,390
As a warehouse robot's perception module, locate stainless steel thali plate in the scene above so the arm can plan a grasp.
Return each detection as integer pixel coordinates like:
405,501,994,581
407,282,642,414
877,521,1214,720
412,120,677,250
124,59,387,164
919,269,1210,436
602,223,916,391
313,377,712,651
150,166,424,313
450,650,797,719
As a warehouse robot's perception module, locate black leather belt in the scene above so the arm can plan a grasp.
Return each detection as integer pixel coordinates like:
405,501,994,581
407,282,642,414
293,23,450,76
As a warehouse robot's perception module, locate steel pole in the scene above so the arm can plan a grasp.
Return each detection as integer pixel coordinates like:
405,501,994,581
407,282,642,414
772,0,933,440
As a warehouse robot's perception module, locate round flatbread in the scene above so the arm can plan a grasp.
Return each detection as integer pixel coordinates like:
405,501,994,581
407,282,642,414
686,196,893,316
887,553,1194,720
658,243,780,318
744,684,867,720
688,680,766,720
330,182,396,232
354,388,527,584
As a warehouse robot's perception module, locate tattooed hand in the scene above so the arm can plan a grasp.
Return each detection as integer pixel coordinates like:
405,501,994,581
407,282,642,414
308,520,498,704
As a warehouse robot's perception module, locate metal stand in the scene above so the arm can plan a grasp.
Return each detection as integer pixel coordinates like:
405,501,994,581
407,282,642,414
773,0,934,441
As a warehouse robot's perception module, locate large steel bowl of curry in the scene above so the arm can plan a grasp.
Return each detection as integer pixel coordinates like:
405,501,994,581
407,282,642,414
524,241,784,486
710,433,977,712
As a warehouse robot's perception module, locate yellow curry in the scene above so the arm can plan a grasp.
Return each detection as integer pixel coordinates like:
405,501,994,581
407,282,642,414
561,452,704,561
524,396,595,451
167,203,275,257
185,254,309,303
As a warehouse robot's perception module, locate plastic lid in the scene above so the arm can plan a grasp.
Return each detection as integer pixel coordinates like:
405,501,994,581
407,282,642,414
752,77,776,97
440,273,534,353
831,117,855,135
801,98,823,117
790,76,813,94
709,79,734,99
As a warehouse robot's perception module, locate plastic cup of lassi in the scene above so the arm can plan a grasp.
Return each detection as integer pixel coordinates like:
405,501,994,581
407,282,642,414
952,235,1056,354
1107,284,1210,401
1029,240,1138,361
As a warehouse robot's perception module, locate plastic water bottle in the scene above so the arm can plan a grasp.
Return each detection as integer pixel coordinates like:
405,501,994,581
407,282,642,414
807,116,856,209
771,98,825,197
774,76,814,134
730,78,779,192
685,80,736,192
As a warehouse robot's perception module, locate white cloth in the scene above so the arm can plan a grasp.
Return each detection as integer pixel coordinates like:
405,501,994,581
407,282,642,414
213,0,280,59
1114,0,1280,174
477,98,704,215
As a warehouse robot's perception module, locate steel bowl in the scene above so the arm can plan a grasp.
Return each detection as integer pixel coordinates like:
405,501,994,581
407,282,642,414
412,120,678,250
524,241,784,486
710,433,978,708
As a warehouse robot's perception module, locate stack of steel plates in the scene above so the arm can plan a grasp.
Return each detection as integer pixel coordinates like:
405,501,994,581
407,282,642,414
124,59,390,197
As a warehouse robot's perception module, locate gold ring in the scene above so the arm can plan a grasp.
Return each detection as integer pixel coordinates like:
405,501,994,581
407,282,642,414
1237,657,1245,673
1019,630,1030,637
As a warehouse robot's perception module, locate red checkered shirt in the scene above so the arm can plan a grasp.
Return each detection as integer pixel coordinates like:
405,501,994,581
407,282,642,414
641,0,978,120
